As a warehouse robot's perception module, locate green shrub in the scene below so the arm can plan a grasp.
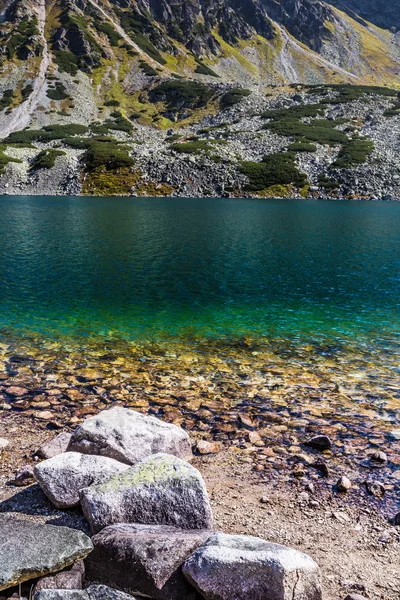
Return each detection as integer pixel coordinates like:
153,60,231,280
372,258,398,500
318,174,339,190
21,84,33,101
264,118,347,145
0,144,22,173
47,82,69,101
170,140,211,154
332,138,374,168
287,142,317,152
139,61,158,76
261,104,324,120
31,149,66,170
240,152,307,191
194,58,219,77
95,21,121,46
54,51,78,75
220,88,251,109
150,80,214,110
0,89,14,111
83,141,133,170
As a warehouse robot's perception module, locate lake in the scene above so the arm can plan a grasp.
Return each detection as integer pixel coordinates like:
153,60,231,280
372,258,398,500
0,195,399,345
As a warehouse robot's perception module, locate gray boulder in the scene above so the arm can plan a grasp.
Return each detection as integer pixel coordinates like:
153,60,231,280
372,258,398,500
81,453,213,534
68,407,192,465
34,592,88,600
34,561,85,592
34,452,129,509
34,588,136,600
86,524,211,600
182,533,322,600
0,516,93,591
36,432,72,459
86,585,137,600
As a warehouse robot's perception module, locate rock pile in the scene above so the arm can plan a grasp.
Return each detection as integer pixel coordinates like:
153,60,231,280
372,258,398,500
1,407,323,600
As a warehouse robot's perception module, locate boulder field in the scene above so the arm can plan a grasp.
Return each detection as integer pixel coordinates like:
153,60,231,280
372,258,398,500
0,407,322,600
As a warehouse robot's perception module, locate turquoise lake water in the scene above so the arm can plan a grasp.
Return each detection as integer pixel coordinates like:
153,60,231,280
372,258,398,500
0,195,399,348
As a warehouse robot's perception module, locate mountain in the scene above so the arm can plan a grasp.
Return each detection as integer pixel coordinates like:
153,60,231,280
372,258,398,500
0,0,398,199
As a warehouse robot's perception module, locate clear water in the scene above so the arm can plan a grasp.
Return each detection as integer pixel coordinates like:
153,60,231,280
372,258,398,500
0,195,399,347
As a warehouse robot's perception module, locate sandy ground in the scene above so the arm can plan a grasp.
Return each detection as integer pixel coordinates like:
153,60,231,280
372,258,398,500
0,412,399,600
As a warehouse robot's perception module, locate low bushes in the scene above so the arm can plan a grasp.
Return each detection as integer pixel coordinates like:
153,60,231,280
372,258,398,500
31,149,66,170
220,88,251,109
332,138,374,168
240,152,307,191
47,82,69,101
0,89,14,111
287,142,317,152
149,81,214,110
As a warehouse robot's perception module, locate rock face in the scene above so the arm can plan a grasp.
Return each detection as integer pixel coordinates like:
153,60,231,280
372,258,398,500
80,453,213,534
36,432,73,460
0,516,93,591
86,524,211,600
34,452,129,509
68,407,192,466
182,533,322,600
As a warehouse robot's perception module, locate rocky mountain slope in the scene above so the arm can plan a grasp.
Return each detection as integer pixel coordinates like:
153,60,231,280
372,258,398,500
0,0,398,198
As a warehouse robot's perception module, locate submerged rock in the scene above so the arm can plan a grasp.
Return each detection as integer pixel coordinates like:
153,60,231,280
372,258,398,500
182,533,322,600
34,452,129,508
0,516,93,591
68,407,192,465
81,453,213,534
86,523,211,600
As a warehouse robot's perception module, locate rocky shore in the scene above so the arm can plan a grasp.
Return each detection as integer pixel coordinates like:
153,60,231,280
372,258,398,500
1,405,399,600
0,335,399,599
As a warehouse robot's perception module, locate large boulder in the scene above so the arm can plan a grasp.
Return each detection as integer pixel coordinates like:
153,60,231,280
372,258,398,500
34,587,136,600
36,432,72,460
34,452,129,509
86,524,211,600
68,407,192,466
80,453,213,534
0,516,93,591
182,533,322,600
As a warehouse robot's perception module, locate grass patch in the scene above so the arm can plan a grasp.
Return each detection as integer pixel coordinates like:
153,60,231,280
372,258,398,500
0,145,22,173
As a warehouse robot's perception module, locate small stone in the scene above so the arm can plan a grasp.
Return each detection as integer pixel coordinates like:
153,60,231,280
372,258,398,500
0,438,9,452
305,435,332,451
86,585,137,599
10,464,35,487
365,480,385,498
35,411,55,420
369,450,387,464
390,429,400,440
36,432,72,460
196,440,221,455
33,592,88,600
337,476,351,492
238,414,254,428
34,568,83,592
7,386,28,396
390,512,400,526
312,460,329,477
248,431,262,444
344,595,369,600
260,496,269,504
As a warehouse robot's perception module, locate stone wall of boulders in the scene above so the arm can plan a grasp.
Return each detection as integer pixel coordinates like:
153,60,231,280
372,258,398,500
0,407,323,600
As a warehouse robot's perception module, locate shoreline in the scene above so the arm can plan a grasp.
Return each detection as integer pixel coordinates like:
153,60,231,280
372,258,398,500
1,194,400,201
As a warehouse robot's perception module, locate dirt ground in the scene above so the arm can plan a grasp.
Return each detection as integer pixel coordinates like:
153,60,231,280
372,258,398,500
0,412,399,600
